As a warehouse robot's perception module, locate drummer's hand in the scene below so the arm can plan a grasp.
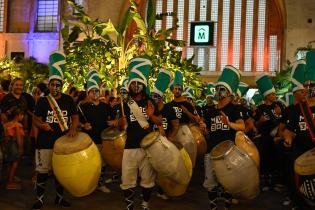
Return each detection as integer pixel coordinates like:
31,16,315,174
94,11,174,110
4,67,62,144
181,105,189,114
41,123,53,131
67,127,78,138
108,120,118,127
83,123,92,130
146,100,155,118
284,138,292,148
220,111,230,126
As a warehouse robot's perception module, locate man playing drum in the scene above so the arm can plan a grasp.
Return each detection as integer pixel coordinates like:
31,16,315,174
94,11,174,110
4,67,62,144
203,65,245,210
118,55,162,210
284,50,315,210
31,51,79,210
78,68,112,193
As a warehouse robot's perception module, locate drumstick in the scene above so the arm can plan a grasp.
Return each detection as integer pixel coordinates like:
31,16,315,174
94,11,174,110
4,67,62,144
77,104,88,123
121,99,125,117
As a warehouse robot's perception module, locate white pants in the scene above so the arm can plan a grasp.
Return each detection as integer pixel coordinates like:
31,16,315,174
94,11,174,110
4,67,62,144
35,149,53,173
203,153,218,191
120,148,156,190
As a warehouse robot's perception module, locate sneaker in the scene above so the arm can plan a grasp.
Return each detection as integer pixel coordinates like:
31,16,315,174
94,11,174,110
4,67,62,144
31,200,43,210
98,185,111,193
282,197,291,206
156,192,169,200
261,186,270,192
105,175,119,184
231,198,239,205
141,201,150,210
55,198,71,208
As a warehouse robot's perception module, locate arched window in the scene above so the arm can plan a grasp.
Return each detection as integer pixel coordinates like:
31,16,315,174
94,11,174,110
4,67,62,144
154,0,285,73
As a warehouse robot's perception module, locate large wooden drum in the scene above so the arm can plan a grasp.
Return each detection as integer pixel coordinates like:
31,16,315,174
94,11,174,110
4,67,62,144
141,131,190,184
235,131,260,168
156,146,193,197
294,148,315,204
294,147,315,176
175,125,197,167
52,132,101,197
189,123,207,156
101,127,126,171
210,140,260,199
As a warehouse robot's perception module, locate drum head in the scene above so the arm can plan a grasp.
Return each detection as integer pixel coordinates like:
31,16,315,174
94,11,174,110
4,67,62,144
295,148,315,176
54,132,92,155
101,127,126,141
140,131,160,148
210,140,234,160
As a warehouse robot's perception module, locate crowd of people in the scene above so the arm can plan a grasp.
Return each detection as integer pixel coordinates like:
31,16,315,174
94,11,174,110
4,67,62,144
0,49,314,210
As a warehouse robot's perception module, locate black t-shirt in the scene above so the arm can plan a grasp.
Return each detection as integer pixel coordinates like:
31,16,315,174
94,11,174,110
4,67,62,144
204,102,243,152
165,101,197,124
159,104,177,134
124,97,159,149
0,93,29,114
79,102,111,144
35,94,78,149
255,103,284,135
286,103,315,157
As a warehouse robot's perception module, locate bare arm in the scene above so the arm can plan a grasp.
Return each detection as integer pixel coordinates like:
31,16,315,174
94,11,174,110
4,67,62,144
168,119,180,142
283,128,295,147
68,114,79,137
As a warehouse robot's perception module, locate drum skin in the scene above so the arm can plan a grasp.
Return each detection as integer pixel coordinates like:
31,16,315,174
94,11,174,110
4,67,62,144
157,147,193,197
295,148,315,176
235,131,260,169
141,132,190,184
189,123,207,156
175,125,197,167
210,140,260,199
52,132,102,197
101,127,126,171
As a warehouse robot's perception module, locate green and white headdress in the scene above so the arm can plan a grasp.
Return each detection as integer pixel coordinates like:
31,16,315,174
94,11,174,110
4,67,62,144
86,68,100,92
206,82,215,98
48,51,66,82
250,91,263,106
255,74,275,97
237,82,249,97
216,65,241,94
305,50,315,82
291,60,306,92
152,69,171,97
183,86,194,99
121,77,129,91
278,92,294,107
128,55,152,87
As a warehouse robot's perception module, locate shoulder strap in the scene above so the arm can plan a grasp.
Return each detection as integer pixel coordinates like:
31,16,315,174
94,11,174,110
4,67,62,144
127,99,150,129
46,94,68,132
299,101,315,144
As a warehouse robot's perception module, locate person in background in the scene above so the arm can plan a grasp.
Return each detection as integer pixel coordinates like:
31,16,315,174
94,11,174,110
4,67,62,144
3,106,24,190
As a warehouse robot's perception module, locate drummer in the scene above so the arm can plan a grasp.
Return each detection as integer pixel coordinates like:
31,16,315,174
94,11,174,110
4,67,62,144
284,50,315,209
150,69,175,200
78,68,112,193
165,71,200,142
31,51,79,210
118,55,162,210
203,65,245,210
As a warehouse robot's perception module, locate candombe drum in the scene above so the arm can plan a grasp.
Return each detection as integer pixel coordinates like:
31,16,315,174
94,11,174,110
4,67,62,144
140,131,190,184
101,127,126,171
189,123,207,156
235,131,260,168
210,140,260,199
157,144,193,197
294,148,315,204
52,132,101,197
175,124,197,167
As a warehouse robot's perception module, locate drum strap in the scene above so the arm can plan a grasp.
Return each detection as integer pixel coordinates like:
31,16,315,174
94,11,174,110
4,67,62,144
127,99,149,129
299,101,315,144
46,94,68,132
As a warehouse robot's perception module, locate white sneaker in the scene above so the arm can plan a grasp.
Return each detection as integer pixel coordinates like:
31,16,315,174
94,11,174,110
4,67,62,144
156,193,169,200
98,185,111,193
